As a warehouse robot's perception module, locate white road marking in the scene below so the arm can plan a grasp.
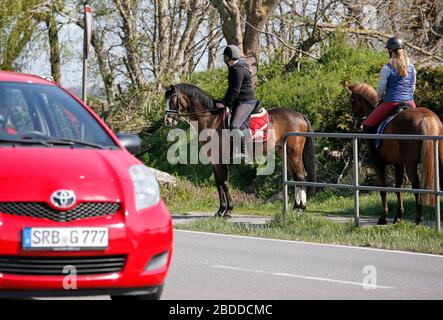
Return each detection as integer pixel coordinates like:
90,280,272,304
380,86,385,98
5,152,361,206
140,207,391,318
175,230,443,259
213,265,395,290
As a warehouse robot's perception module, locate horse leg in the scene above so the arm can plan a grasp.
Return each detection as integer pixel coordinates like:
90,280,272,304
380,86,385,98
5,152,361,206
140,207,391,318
394,165,405,223
212,164,228,217
218,164,234,218
287,138,308,212
375,164,388,225
405,163,423,225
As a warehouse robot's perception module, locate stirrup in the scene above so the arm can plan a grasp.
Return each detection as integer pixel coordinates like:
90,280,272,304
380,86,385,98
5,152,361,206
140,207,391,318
232,152,248,160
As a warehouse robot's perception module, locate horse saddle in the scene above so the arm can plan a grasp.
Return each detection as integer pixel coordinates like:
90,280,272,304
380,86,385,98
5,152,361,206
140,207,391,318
223,101,270,142
375,102,413,149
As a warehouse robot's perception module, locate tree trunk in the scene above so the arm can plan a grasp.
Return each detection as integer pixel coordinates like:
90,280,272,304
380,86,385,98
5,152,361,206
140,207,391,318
156,0,171,79
285,36,320,72
243,0,279,85
209,0,243,48
171,0,200,71
207,7,219,69
91,31,116,105
0,18,35,71
113,0,145,89
45,6,61,84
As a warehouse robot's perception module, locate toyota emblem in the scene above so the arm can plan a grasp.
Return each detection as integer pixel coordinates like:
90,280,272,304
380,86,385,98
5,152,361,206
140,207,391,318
50,190,76,209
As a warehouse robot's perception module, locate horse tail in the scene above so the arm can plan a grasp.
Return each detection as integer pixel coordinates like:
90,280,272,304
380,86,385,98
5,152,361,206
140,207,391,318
302,114,317,194
419,116,441,207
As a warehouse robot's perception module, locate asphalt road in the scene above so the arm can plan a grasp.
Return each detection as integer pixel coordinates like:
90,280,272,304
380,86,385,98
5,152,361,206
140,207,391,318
36,229,443,300
162,230,443,300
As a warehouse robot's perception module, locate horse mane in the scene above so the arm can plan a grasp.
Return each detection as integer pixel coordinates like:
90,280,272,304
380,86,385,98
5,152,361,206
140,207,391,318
175,83,216,111
349,83,378,107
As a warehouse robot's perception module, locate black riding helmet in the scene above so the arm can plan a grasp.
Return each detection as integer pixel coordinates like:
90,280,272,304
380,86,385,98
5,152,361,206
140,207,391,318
386,37,404,51
223,45,242,64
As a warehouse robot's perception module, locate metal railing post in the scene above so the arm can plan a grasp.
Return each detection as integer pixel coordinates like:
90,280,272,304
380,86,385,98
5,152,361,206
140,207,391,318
281,132,443,230
283,135,289,215
434,140,441,232
353,137,360,227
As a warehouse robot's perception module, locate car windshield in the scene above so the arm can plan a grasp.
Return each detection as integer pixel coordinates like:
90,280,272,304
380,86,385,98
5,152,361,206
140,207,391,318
0,82,117,149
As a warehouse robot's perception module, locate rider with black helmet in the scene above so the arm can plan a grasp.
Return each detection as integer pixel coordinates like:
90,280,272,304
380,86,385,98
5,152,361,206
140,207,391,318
361,36,417,165
216,45,257,160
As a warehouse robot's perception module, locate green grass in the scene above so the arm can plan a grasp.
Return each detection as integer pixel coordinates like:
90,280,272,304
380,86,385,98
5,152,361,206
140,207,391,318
166,181,443,254
163,179,438,224
161,179,281,215
175,211,443,255
307,189,438,223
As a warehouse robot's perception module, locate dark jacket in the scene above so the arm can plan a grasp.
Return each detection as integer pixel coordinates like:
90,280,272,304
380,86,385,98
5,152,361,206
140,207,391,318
223,59,256,108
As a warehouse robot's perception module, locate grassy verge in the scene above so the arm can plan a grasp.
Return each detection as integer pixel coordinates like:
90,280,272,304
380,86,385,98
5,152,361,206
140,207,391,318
167,183,443,254
175,212,443,255
161,179,281,215
163,180,438,223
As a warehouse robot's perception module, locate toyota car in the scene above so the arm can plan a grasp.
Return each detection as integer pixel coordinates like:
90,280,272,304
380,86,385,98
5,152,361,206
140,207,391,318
0,71,173,300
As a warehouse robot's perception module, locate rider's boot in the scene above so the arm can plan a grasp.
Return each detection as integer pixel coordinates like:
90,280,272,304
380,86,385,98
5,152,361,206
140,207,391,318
232,131,249,162
362,125,377,166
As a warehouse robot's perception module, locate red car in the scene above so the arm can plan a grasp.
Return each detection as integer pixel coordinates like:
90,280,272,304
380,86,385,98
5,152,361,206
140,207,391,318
0,71,173,300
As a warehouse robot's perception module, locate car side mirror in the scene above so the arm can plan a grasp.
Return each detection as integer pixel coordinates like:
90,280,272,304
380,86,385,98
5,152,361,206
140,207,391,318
117,133,142,155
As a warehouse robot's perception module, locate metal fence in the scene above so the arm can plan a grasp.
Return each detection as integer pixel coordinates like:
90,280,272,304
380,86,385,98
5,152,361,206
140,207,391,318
282,132,442,232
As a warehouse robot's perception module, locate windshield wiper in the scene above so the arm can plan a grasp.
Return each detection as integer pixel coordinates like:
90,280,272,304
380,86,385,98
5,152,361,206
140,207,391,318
0,138,52,147
47,138,105,150
0,137,106,149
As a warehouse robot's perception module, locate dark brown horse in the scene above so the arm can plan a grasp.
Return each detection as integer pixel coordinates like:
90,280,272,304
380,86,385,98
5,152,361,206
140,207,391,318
345,82,443,225
164,83,316,217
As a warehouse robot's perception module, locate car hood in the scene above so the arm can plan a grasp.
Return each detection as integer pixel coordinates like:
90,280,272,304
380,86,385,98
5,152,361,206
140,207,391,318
0,148,137,202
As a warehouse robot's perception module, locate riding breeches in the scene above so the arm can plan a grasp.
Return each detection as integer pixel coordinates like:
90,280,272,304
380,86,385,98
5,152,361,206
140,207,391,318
363,100,416,127
231,102,256,130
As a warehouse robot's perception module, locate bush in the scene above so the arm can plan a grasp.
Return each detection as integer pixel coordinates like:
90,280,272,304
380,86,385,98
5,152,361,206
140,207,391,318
415,66,443,117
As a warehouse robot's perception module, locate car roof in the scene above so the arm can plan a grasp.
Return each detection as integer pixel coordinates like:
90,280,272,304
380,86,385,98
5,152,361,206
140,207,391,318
0,71,56,86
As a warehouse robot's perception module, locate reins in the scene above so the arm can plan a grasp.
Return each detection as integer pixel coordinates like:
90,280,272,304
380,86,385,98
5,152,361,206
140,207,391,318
165,93,225,119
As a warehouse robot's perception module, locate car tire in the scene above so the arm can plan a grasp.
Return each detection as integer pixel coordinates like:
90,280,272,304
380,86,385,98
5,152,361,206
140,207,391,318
110,285,163,300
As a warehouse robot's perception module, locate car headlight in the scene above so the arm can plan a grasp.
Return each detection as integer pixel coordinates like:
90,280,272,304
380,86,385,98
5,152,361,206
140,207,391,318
129,165,160,211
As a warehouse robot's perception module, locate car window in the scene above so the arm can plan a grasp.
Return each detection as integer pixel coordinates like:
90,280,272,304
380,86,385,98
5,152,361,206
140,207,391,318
6,88,34,132
0,82,117,149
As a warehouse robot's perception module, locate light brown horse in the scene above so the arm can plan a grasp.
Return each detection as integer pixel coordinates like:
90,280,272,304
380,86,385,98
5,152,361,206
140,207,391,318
164,83,316,217
345,82,443,225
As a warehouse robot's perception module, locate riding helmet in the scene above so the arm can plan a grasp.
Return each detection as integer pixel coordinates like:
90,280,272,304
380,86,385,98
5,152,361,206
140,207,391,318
386,37,404,51
223,45,242,63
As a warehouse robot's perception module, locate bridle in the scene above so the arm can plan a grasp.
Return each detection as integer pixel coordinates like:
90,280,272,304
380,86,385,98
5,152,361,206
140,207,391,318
164,92,225,127
350,93,374,131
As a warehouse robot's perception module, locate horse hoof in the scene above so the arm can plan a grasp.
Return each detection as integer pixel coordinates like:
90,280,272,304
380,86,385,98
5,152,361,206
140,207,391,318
415,219,423,226
223,211,232,219
293,204,306,213
214,211,224,218
377,218,388,225
394,218,402,224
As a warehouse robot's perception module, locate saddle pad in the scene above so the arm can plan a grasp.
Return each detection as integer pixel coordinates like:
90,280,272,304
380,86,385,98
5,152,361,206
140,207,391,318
223,108,270,142
249,109,269,142
375,115,396,149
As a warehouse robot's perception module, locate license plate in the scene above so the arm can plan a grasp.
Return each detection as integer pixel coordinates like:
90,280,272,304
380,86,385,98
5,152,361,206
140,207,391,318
22,227,109,250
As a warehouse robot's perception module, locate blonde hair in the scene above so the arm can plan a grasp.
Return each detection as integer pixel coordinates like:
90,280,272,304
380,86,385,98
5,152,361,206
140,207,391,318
391,48,409,77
